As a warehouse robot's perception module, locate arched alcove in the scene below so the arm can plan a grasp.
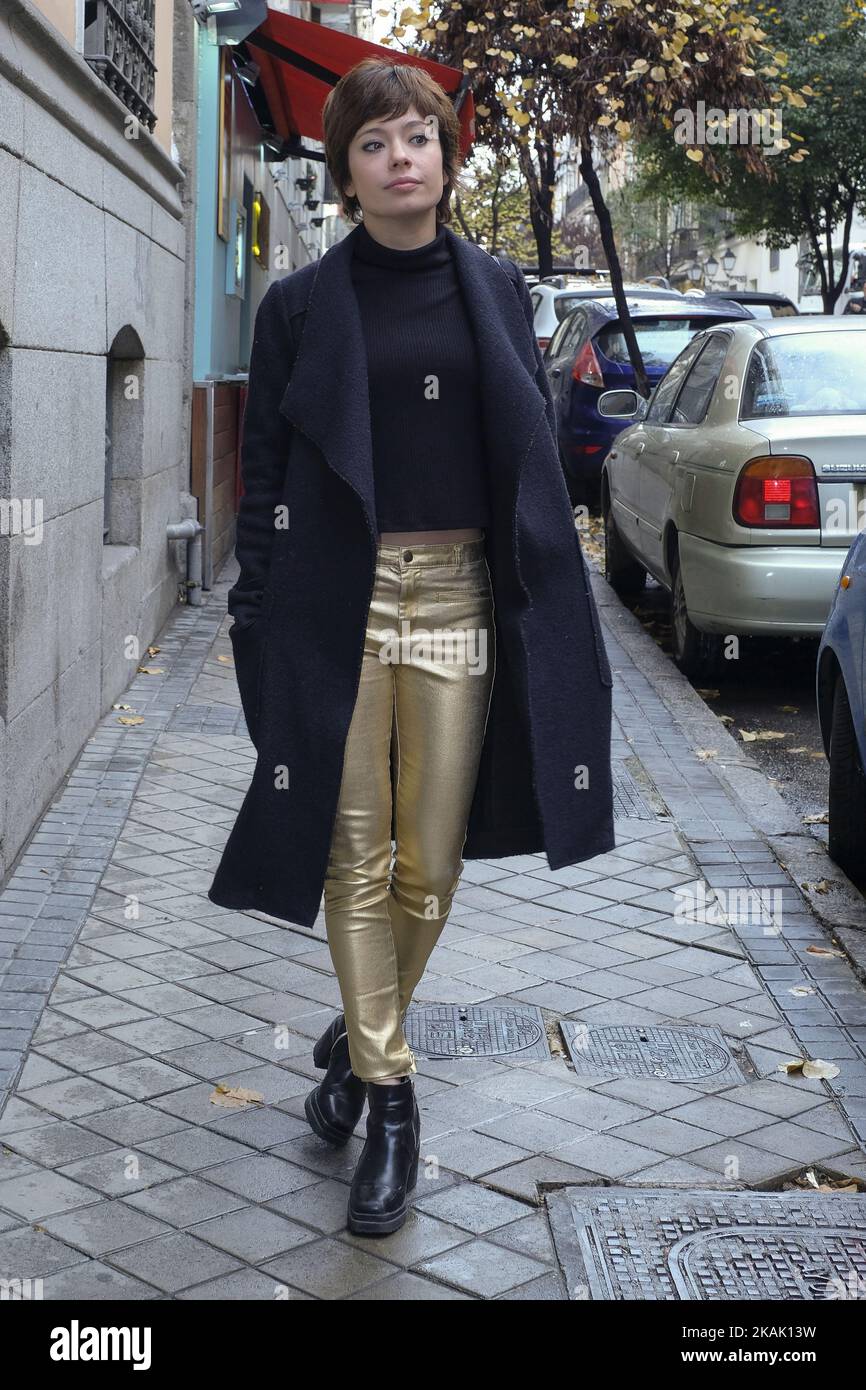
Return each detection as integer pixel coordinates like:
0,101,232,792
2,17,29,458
104,324,146,546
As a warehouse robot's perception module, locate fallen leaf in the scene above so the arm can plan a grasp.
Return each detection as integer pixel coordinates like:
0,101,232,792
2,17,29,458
740,729,787,742
802,813,829,824
117,716,145,726
789,985,815,996
779,1057,840,1079
806,944,845,957
695,688,720,700
779,705,799,713
209,1084,265,1109
695,748,718,760
136,666,165,675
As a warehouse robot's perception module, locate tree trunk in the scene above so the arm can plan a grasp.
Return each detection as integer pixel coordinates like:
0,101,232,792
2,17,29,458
579,138,650,398
520,137,556,279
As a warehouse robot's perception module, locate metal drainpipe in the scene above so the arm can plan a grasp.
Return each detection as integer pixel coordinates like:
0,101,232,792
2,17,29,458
166,518,205,608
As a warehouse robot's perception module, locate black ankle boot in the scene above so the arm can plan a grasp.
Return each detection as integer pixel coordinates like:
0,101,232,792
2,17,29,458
346,1077,421,1236
304,1013,367,1146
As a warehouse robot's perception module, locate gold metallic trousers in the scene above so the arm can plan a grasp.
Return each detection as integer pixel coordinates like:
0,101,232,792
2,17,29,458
322,539,496,1082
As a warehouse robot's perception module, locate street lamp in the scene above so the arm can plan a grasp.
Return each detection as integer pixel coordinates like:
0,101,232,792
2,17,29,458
689,258,702,282
722,247,736,275
705,253,719,279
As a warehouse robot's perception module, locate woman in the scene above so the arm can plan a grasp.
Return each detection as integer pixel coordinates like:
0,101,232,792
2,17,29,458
208,58,615,1237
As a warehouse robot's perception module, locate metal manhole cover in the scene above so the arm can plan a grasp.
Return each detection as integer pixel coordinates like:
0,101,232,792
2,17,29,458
559,1022,746,1085
547,1188,866,1301
404,1004,550,1060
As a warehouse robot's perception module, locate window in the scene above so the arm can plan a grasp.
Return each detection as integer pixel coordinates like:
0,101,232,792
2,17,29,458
645,338,706,422
769,247,780,273
740,332,866,418
547,315,573,359
670,334,730,424
596,316,719,370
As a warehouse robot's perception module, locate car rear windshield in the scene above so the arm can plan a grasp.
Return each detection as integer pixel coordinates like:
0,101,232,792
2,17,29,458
595,318,718,368
741,332,866,417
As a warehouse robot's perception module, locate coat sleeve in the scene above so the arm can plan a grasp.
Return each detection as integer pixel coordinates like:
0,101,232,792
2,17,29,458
227,281,296,629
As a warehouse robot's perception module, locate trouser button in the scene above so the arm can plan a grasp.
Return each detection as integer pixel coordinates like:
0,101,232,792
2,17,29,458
403,550,413,561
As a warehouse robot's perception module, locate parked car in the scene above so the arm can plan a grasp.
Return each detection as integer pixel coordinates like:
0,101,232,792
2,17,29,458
600,317,866,677
530,279,684,352
544,295,751,506
817,531,866,888
685,289,799,318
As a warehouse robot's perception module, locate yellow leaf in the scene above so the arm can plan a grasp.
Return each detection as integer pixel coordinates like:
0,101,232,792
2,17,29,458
695,51,710,62
118,715,145,726
685,147,704,161
136,665,165,675
650,66,666,80
209,1085,265,1109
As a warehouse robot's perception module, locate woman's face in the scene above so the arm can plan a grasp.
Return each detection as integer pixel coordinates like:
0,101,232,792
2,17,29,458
344,103,446,222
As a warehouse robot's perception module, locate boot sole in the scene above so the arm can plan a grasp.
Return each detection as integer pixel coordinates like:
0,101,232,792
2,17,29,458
304,1086,355,1147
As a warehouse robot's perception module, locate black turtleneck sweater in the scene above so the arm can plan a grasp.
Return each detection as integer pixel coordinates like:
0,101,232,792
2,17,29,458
349,219,491,532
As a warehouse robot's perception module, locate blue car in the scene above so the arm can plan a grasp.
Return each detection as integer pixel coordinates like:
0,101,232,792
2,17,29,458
817,529,866,887
543,294,751,506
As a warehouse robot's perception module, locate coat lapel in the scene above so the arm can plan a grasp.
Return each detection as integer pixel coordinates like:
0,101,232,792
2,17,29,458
277,221,549,535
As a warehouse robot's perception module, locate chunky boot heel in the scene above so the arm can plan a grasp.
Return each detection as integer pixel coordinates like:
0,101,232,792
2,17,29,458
305,1013,367,1146
347,1076,421,1236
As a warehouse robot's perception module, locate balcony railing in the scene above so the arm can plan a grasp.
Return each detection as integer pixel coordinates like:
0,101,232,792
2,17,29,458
83,0,157,132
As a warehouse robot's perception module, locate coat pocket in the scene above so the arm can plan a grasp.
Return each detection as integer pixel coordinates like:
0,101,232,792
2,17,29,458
575,532,613,688
229,616,269,747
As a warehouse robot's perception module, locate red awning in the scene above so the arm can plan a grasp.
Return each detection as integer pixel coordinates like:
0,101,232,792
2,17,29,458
245,8,476,158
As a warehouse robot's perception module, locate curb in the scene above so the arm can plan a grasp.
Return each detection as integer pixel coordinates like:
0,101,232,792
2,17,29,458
589,562,866,982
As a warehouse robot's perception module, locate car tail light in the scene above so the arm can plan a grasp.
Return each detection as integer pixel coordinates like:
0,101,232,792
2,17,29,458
732,455,820,527
537,336,551,353
572,341,605,388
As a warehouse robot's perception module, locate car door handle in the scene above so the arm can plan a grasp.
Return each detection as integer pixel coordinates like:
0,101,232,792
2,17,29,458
671,449,680,463
551,367,562,377
635,442,645,455
609,450,618,459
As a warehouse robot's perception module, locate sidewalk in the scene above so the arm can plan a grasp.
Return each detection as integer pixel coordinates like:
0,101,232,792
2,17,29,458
1,550,865,1301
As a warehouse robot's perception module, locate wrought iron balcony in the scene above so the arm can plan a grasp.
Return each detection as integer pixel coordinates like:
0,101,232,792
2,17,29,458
83,0,157,132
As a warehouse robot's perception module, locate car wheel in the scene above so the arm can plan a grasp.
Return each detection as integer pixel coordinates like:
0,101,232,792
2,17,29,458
828,670,866,888
669,547,720,679
603,497,646,597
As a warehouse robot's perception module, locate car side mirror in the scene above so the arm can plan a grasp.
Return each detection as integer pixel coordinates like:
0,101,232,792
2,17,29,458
598,389,647,420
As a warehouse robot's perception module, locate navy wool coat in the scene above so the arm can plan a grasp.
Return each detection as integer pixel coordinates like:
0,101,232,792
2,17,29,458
208,221,616,929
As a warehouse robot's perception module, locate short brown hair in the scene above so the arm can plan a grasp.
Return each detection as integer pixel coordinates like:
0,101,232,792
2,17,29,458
322,57,466,225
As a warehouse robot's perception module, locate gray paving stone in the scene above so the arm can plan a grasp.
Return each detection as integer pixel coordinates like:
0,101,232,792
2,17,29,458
186,1205,315,1262
415,1235,550,1298
259,1236,404,1298
39,1259,161,1300
105,1231,243,1294
201,1155,318,1202
57,1148,185,1197
40,1200,173,1255
175,1267,315,1299
136,1127,259,1171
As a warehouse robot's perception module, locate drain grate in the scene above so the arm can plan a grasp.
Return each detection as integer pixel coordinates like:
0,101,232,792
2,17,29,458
613,763,662,821
404,1004,550,1060
559,1022,747,1086
547,1188,866,1301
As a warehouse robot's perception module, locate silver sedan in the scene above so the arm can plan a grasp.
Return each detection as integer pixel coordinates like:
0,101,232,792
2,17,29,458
599,317,866,676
